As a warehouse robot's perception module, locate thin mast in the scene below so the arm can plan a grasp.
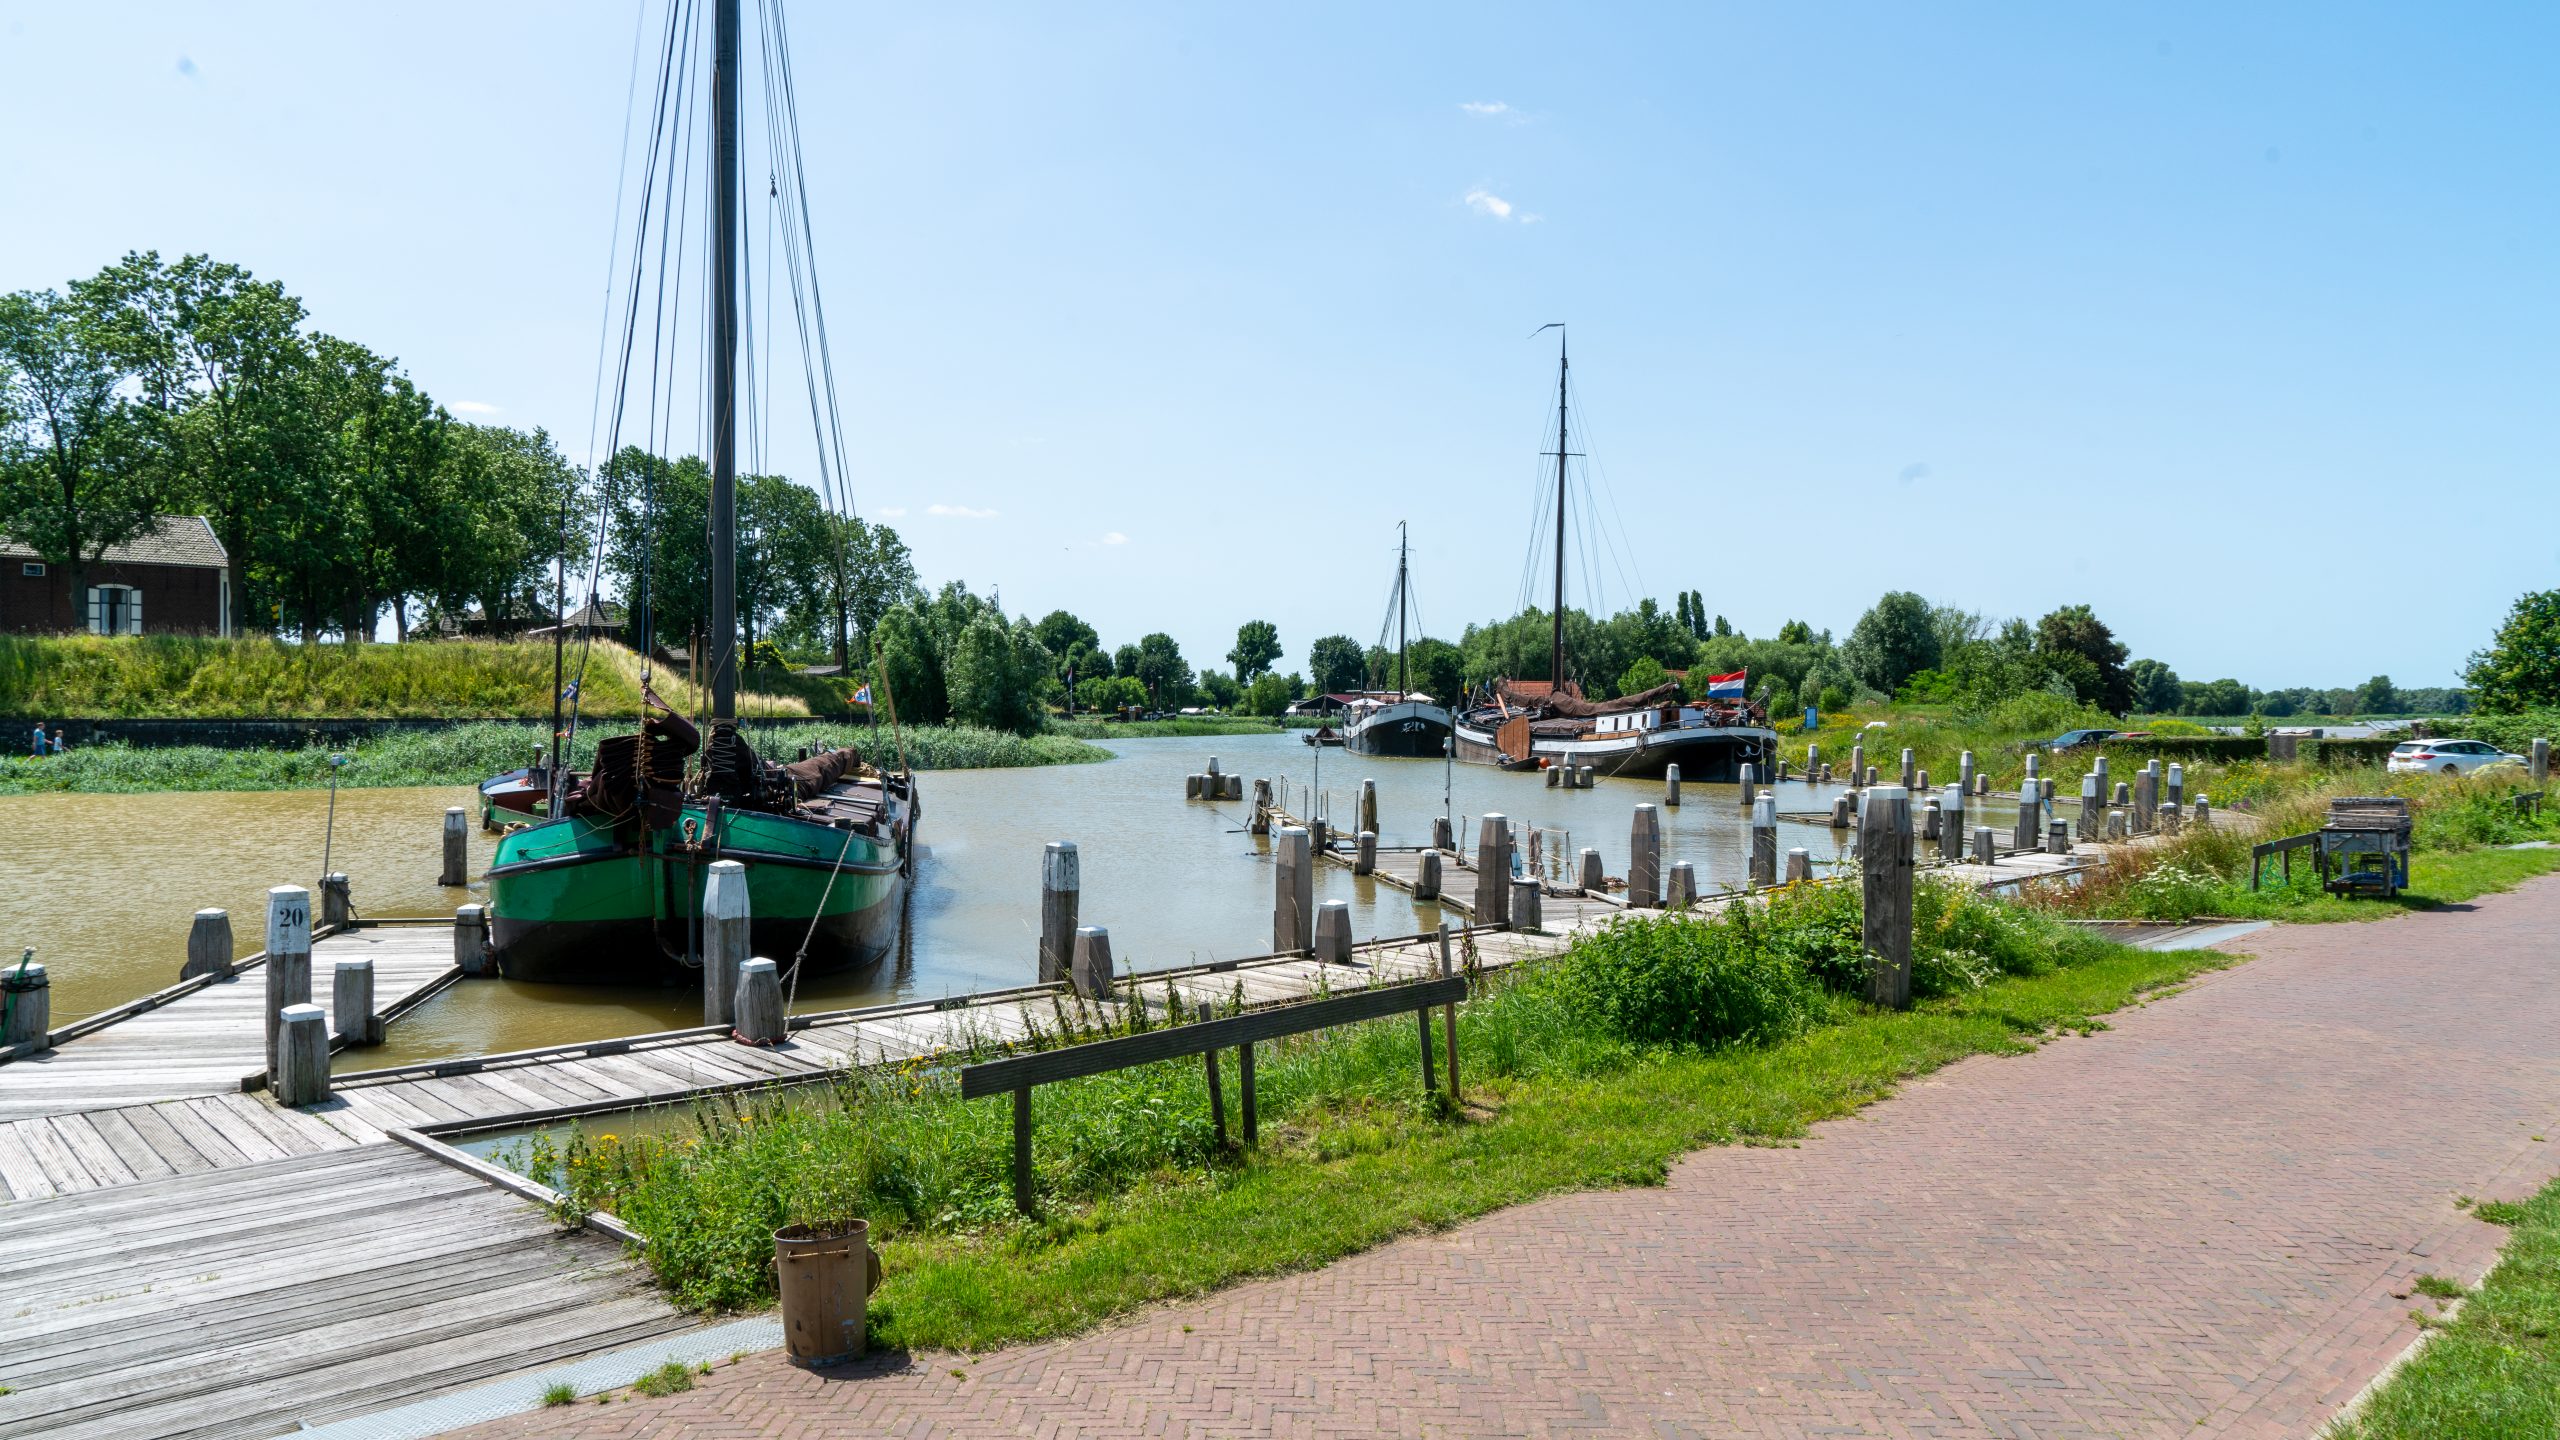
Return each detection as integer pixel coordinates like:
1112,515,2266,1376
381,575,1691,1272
1396,521,1409,696
708,0,741,720
1549,330,1568,692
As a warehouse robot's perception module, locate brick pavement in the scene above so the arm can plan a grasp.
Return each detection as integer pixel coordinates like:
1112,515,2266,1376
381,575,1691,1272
450,877,2560,1439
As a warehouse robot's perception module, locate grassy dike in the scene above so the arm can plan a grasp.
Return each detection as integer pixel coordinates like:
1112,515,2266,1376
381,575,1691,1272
2328,1175,2560,1439
0,720,1106,794
512,884,2222,1352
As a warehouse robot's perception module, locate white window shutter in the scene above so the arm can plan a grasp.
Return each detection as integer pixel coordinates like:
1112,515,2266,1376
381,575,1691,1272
127,589,142,635
86,586,102,636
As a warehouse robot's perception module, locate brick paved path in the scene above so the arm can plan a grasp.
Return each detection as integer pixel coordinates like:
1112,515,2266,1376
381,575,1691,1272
453,877,2560,1439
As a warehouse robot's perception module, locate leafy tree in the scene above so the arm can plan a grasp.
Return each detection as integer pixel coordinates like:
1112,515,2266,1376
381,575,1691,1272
871,604,947,723
807,514,918,670
2180,677,2252,716
1112,643,1141,682
1775,619,1816,646
2466,590,2560,713
2128,659,2182,714
945,611,1046,733
1674,590,1697,638
1307,633,1366,695
0,285,159,618
1842,591,1941,695
2353,674,2399,715
1227,619,1281,681
2033,604,2132,714
1713,613,1733,638
1406,637,1466,703
735,473,828,662
1241,671,1298,716
600,447,710,649
1618,655,1672,697
428,423,587,636
1031,609,1108,692
1130,632,1192,706
1197,670,1243,709
1455,608,1615,692
1077,674,1148,712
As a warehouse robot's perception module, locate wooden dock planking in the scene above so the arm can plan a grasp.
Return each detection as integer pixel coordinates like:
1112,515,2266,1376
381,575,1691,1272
0,926,459,1124
0,1142,694,1440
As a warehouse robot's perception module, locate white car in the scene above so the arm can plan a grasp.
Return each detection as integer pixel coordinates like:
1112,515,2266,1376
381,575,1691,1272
2386,739,2522,776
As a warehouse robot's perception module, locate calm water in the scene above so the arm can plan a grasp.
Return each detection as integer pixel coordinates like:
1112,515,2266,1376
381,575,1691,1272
4,735,2021,1064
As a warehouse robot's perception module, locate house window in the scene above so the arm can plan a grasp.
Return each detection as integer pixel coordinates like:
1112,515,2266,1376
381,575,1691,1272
86,584,142,636
20,562,42,577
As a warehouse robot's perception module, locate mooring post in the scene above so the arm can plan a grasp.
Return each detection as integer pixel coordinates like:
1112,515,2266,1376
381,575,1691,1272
1274,826,1313,953
2167,762,2185,815
701,860,749,1026
1739,762,1756,813
2133,767,2157,833
1915,767,1930,798
1066,925,1113,1000
183,908,233,981
439,807,468,887
332,958,379,1045
1432,815,1455,850
1250,778,1272,835
1750,794,1778,888
1415,849,1442,900
1313,899,1353,964
1547,765,1561,789
1510,876,1543,930
274,1003,330,1107
1806,743,1820,782
2533,737,2550,786
734,957,786,1044
1829,794,1852,828
1971,825,1997,866
1922,798,1942,843
2079,774,2102,841
2194,795,2213,827
1899,748,1915,790
1355,830,1378,875
1579,846,1604,894
453,902,491,977
1580,765,1597,789
1959,749,1976,795
1785,847,1812,882
264,885,313,1082
1474,814,1512,925
1,962,47,1050
1668,861,1697,908
1850,743,1865,789
1939,783,1965,864
2159,801,2180,836
320,873,351,930
1628,804,1663,908
1664,763,1682,808
1038,842,1080,985
2107,809,2128,841
1359,779,1378,836
1860,786,1915,1009
1185,774,1202,800
2048,818,2072,854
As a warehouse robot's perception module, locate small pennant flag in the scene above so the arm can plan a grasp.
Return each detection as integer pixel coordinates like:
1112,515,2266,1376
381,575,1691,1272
1704,669,1747,699
854,683,874,706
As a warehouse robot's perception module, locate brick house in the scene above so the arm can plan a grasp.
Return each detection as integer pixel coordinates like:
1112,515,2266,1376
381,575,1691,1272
0,516,232,636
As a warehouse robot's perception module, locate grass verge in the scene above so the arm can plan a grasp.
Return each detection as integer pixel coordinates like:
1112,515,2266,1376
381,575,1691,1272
0,719,1106,795
516,886,2223,1353
2329,1175,2560,1439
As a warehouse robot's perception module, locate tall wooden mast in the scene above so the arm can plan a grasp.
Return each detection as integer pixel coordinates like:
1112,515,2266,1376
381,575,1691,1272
708,0,742,719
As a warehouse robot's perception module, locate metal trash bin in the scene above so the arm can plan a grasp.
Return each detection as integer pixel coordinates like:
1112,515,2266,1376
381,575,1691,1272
775,1220,883,1366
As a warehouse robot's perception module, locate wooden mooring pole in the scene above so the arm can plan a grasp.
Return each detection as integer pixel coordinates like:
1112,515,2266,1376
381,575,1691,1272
1038,842,1079,985
439,807,468,887
264,885,312,1082
704,860,749,1027
1274,826,1314,953
1860,786,1915,1009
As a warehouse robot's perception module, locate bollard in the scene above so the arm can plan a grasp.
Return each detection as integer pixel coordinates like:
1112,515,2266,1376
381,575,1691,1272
1916,767,1929,796
1739,763,1757,813
1750,794,1778,887
2079,774,2102,840
2048,818,2072,854
1850,743,1865,788
1579,846,1605,894
265,885,313,1082
1226,774,1243,801
1859,787,1915,1009
333,958,379,1045
1416,849,1442,901
320,873,351,929
703,860,750,1026
1976,773,1991,797
1039,840,1080,983
1580,765,1598,789
1313,900,1353,964
1070,925,1115,998
2160,801,2180,836
1664,764,1682,808
1432,815,1454,850
1922,798,1943,842
2167,763,2185,814
1206,755,1221,780
734,957,786,1044
1510,877,1543,930
1900,748,1915,790
1628,805,1663,908
2527,737,2549,785
1777,760,1791,781
1251,778,1272,835
274,1003,330,1106
1185,774,1202,800
1830,794,1853,828
183,908,234,981
2113,780,2131,809
2194,796,2213,827
1865,766,1879,786
1959,749,1976,795
2,962,48,1050
1785,846,1813,882
2106,809,2128,841
1806,743,1820,780
440,807,469,886
1274,827,1314,952
1821,764,1834,781
1355,830,1377,876
1359,779,1378,836
1668,861,1697,909
1971,825,1997,866
1940,783,1966,864
454,902,491,976
1474,815,1512,925
1547,765,1561,788
2133,768,2157,833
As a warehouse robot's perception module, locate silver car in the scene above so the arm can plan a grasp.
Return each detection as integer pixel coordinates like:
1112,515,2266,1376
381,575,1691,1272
2386,739,2522,776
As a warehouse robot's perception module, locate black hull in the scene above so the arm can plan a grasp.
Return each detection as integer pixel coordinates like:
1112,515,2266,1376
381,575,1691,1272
1451,726,1776,782
1344,722,1452,758
491,882,906,987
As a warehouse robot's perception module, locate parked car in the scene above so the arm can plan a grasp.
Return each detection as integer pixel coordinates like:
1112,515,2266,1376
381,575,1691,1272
2045,728,2119,753
2386,739,2522,776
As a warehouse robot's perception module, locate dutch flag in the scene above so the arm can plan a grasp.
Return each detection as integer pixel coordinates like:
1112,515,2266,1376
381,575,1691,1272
854,683,874,706
1704,669,1747,699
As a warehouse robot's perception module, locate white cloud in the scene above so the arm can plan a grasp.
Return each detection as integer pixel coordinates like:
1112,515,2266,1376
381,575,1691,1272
926,503,999,519
874,506,908,518
1465,187,1543,223
1100,531,1129,546
448,400,501,415
1459,100,1510,118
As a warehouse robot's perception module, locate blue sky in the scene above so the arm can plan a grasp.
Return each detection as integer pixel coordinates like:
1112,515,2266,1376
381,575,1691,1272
4,3,2552,688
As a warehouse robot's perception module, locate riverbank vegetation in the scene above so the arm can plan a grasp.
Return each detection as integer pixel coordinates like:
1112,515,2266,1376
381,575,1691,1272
0,719,1103,795
509,884,2206,1348
2328,1173,2560,1439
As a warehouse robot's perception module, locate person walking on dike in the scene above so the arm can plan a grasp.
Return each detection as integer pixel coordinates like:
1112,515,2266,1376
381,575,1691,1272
28,721,43,756
49,727,68,755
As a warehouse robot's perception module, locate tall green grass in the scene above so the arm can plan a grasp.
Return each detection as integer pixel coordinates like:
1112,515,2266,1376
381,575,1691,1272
0,720,1104,795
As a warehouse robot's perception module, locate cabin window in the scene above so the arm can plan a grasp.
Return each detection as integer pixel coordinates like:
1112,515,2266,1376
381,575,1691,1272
20,562,42,577
86,584,141,636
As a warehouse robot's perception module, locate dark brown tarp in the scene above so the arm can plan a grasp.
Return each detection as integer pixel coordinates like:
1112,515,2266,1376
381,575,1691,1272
1497,679,1681,719
782,747,863,799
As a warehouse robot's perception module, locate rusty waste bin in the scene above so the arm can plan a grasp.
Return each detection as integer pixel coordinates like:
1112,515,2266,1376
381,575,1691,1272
775,1219,884,1366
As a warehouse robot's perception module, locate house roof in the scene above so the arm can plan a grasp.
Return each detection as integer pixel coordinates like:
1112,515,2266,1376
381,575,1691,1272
0,516,228,569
